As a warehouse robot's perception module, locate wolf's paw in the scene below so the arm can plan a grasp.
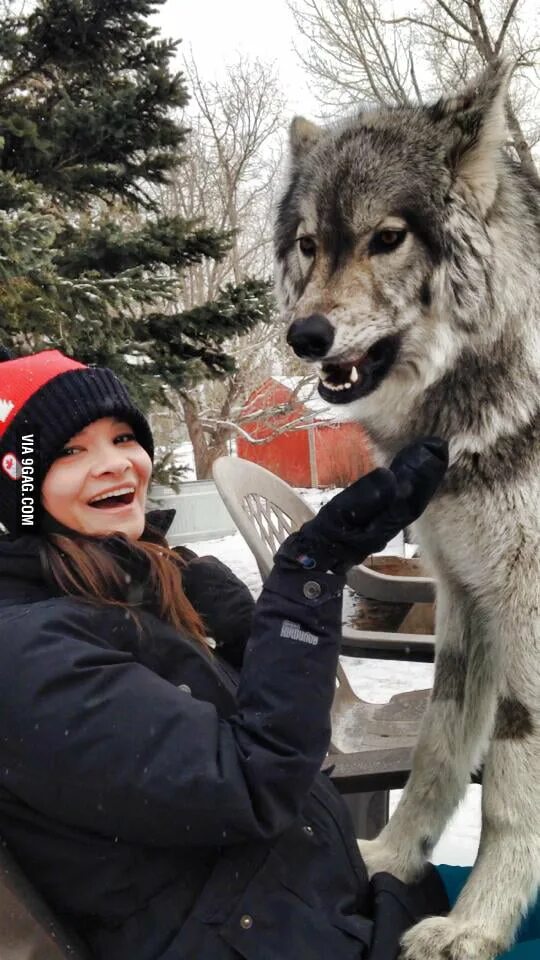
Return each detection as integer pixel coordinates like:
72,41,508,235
400,917,505,960
357,836,424,883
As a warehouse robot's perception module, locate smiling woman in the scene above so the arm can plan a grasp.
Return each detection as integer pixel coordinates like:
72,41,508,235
0,346,451,960
0,348,207,642
41,417,153,541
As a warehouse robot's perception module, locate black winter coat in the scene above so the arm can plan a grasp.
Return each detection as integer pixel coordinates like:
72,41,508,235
0,512,448,959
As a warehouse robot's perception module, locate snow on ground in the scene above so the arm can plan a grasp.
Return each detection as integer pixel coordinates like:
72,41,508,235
188,484,482,866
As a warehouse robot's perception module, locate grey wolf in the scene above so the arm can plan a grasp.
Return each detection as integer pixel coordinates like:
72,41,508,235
274,60,540,960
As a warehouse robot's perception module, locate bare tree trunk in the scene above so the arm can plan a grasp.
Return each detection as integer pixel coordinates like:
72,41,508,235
506,101,539,179
180,377,241,479
181,394,216,480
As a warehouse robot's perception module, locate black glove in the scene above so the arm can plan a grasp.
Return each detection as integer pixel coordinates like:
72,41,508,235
274,437,448,574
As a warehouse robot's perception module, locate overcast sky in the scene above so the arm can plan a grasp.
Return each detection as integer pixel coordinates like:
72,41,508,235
157,0,540,120
156,0,319,118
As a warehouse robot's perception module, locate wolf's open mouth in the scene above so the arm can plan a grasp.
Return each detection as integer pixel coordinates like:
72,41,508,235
318,334,401,404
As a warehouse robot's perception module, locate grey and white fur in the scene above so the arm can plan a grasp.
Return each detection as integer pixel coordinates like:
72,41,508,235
274,60,540,960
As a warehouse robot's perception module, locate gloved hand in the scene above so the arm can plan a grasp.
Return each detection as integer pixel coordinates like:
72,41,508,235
274,437,448,574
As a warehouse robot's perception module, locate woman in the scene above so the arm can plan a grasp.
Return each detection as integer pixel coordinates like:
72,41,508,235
0,347,451,960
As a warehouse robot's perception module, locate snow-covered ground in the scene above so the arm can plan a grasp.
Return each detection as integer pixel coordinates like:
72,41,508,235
188,485,482,866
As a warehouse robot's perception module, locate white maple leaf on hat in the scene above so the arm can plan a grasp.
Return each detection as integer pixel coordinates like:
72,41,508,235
1,452,21,480
0,398,14,423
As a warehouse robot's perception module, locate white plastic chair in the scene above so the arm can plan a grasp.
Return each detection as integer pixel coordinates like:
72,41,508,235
212,456,436,661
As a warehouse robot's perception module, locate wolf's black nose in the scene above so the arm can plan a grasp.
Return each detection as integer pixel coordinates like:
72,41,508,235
287,314,334,359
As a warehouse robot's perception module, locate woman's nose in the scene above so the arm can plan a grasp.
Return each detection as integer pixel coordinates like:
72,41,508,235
91,449,131,476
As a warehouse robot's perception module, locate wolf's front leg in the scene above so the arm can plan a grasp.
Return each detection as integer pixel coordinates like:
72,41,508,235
359,587,497,882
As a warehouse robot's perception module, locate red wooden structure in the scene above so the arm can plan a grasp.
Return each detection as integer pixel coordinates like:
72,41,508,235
236,377,374,488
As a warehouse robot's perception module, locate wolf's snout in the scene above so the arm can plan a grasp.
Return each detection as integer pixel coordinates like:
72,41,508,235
286,314,334,360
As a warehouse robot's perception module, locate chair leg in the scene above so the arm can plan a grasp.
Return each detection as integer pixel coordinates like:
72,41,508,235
342,790,390,840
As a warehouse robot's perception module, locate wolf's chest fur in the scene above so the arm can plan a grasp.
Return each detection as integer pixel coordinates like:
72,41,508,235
367,381,540,617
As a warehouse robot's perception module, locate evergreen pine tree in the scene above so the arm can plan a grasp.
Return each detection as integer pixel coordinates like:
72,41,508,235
0,0,273,481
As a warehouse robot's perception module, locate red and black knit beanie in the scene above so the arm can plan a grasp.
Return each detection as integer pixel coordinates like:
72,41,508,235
0,348,154,535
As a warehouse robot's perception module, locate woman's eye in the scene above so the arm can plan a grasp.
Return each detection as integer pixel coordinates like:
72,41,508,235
370,229,407,255
115,432,136,444
58,447,79,458
297,235,317,257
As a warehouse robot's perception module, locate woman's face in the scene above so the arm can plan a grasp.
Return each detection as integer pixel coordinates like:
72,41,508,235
41,417,152,540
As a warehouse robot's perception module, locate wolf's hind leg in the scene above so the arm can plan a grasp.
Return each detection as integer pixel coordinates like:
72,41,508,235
400,597,540,960
405,612,540,960
359,587,497,882
401,714,540,960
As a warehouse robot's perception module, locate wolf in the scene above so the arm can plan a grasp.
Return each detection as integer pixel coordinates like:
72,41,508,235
274,60,540,960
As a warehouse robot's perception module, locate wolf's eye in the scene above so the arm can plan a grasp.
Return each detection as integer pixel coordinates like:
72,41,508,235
370,229,407,255
297,235,317,258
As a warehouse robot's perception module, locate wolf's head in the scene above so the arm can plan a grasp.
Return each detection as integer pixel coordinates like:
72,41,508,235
275,61,520,439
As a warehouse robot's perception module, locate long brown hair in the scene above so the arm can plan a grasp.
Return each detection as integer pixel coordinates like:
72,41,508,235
41,525,209,650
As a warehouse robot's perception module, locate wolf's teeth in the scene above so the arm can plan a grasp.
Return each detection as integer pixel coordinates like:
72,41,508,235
344,382,352,389
350,365,358,383
323,381,347,391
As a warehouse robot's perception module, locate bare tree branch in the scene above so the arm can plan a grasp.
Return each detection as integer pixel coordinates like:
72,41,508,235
432,0,473,36
495,0,521,54
198,414,313,443
468,0,495,57
409,52,423,103
290,0,538,173
382,16,474,46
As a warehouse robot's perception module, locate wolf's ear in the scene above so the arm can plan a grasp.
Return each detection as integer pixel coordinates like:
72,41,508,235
427,59,513,212
289,116,323,160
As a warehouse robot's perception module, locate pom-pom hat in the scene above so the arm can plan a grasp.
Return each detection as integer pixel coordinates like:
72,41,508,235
0,348,154,535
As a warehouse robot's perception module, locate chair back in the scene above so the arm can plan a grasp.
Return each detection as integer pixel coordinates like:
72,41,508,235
213,456,314,578
0,840,90,959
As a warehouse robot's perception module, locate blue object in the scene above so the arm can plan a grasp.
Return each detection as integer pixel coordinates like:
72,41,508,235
437,865,540,958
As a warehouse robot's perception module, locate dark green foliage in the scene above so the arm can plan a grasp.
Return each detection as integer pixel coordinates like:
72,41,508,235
0,0,188,205
0,0,272,485
142,276,274,388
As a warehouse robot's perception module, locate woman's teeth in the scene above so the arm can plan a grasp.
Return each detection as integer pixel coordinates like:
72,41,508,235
89,486,135,506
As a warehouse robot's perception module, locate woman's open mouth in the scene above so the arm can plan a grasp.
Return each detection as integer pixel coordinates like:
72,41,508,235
318,334,401,404
88,486,136,510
